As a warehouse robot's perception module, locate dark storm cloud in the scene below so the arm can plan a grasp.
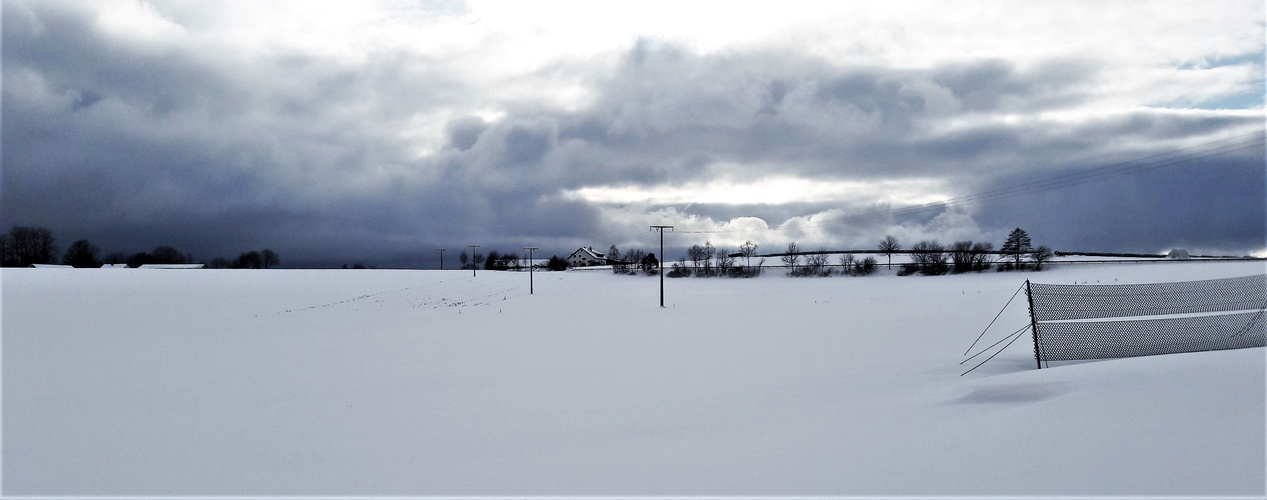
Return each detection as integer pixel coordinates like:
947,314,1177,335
544,45,1108,184
3,1,1262,267
972,135,1265,255
2,1,534,266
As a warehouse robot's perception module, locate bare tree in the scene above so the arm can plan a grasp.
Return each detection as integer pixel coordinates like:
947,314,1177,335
839,252,856,276
911,240,948,275
739,240,758,269
878,235,900,269
805,250,830,276
5,226,57,267
971,242,994,271
235,251,262,269
103,251,127,265
617,248,646,275
687,244,707,273
1029,245,1054,271
458,251,469,269
781,242,800,274
262,249,280,269
151,246,190,265
950,241,975,274
715,247,735,276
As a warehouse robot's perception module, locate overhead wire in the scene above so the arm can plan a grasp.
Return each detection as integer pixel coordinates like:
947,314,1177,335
962,281,1027,356
960,323,1032,366
960,326,1031,376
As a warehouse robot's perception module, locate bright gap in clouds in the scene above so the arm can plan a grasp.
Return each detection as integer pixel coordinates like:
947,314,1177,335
565,177,951,206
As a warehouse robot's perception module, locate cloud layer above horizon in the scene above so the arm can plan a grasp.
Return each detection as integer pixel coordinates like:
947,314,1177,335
4,0,1264,266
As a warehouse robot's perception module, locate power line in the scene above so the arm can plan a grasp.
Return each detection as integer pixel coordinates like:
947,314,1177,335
962,281,1028,356
677,130,1265,234
960,325,1030,377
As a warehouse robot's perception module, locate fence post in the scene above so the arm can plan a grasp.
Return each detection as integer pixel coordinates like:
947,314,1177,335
1026,279,1042,369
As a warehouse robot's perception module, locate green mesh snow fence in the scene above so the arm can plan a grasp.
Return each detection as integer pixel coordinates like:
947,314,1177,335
1029,275,1266,362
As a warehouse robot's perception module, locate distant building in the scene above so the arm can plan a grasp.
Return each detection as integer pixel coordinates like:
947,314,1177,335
1167,249,1191,260
138,264,205,269
568,247,612,267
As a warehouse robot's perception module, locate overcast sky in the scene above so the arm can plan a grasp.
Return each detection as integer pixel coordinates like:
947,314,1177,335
4,0,1264,267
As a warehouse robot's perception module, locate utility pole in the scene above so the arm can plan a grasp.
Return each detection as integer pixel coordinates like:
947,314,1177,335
650,225,673,307
469,245,480,277
436,248,445,270
523,247,538,294
1026,279,1043,369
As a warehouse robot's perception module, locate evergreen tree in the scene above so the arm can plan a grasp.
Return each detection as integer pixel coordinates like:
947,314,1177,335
546,255,569,271
1001,228,1032,270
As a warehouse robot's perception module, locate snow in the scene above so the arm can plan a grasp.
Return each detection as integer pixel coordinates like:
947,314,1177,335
3,261,1264,496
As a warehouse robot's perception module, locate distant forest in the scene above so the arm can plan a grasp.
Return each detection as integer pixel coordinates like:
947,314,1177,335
0,225,278,269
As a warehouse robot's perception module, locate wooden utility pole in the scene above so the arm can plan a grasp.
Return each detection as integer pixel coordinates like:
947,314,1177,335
469,245,480,277
436,248,445,270
1026,279,1042,369
650,225,674,307
523,247,538,294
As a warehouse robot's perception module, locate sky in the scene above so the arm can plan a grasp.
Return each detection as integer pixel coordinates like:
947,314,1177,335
3,0,1264,268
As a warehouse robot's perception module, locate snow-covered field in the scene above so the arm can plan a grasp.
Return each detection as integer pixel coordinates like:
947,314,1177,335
3,261,1264,496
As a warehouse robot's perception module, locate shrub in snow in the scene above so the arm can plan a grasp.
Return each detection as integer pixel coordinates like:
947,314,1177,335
546,256,569,271
667,261,691,278
857,256,877,275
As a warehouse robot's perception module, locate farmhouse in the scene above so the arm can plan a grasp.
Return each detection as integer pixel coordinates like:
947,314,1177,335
568,246,612,267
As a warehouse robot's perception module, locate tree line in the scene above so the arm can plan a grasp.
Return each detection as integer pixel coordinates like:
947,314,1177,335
0,225,280,269
651,227,1051,278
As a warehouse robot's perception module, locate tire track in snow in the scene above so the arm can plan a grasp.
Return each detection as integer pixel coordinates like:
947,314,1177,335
263,276,519,315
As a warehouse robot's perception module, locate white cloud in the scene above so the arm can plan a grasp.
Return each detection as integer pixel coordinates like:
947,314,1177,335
564,175,951,207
